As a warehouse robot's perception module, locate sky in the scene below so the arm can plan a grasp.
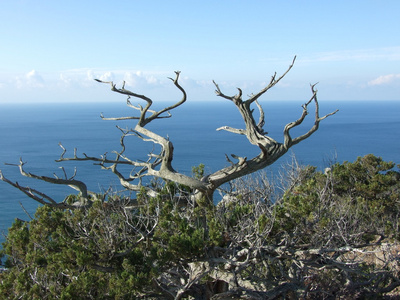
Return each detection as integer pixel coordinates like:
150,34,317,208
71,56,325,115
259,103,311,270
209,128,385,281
0,0,399,103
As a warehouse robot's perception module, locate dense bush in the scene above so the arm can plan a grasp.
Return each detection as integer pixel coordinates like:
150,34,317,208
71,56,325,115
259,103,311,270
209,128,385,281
1,154,400,299
273,154,400,246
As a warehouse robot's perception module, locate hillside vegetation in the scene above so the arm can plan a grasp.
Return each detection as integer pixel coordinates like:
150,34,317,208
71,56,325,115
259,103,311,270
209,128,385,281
1,154,399,299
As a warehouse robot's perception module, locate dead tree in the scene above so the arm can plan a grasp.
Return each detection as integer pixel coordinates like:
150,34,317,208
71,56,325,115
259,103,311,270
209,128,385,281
1,57,338,205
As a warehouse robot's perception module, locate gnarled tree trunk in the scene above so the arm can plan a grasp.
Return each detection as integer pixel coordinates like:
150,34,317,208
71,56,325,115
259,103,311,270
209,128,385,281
1,58,337,206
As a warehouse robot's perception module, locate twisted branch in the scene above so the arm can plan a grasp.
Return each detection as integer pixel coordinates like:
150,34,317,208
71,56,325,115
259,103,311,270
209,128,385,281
209,58,338,193
0,159,90,208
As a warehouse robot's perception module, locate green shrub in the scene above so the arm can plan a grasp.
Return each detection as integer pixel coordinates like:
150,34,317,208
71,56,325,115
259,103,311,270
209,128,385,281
1,155,399,298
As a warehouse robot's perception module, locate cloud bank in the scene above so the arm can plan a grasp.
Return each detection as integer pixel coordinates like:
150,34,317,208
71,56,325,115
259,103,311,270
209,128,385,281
2,63,400,102
368,74,400,86
15,69,45,89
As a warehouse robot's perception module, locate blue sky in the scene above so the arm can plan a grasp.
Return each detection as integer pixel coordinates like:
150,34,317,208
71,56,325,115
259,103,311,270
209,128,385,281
0,0,399,103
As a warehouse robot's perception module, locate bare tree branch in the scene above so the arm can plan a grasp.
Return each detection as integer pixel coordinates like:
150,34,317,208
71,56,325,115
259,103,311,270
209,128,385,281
2,64,338,205
0,169,76,208
247,56,297,104
209,69,338,198
283,83,339,148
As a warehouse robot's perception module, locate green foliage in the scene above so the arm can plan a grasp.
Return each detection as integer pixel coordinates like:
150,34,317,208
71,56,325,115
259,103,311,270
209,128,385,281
1,155,400,298
272,154,400,246
1,203,152,298
192,163,205,179
0,197,225,298
223,201,254,228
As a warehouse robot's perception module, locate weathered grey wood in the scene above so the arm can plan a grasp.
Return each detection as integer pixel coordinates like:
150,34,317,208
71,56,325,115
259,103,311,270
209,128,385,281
1,61,337,206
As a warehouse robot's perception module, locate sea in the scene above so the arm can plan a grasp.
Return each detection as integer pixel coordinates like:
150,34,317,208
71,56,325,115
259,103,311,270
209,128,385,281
0,100,399,246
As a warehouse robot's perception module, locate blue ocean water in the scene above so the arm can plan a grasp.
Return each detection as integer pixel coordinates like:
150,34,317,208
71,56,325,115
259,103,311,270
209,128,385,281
0,100,399,245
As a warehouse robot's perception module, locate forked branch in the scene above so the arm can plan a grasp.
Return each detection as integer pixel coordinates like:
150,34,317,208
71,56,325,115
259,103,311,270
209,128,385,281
96,71,186,126
61,72,207,199
213,56,296,105
283,83,339,148
1,62,338,205
0,159,91,208
209,59,338,195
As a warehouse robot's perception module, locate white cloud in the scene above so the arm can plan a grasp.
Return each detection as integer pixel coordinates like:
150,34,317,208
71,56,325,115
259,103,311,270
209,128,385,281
26,70,44,83
85,70,114,82
122,71,162,88
59,73,72,86
146,75,158,85
123,71,143,87
68,69,164,89
15,69,45,88
368,74,400,86
99,71,114,82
